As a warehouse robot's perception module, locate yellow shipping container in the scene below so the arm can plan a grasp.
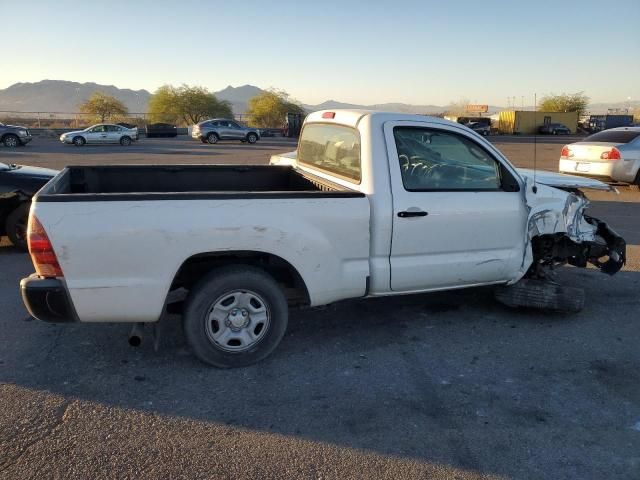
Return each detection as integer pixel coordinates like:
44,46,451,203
498,111,578,134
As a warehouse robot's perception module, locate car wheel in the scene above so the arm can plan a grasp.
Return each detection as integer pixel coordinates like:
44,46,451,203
5,202,30,251
207,133,219,144
246,133,258,144
183,266,289,368
73,136,85,146
2,134,19,148
120,136,132,146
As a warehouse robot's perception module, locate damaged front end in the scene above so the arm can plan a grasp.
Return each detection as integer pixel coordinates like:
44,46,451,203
519,179,626,281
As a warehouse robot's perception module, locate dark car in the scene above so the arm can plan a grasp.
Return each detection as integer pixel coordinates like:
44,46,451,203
538,123,571,135
0,162,57,249
146,123,178,138
0,122,33,147
466,122,491,136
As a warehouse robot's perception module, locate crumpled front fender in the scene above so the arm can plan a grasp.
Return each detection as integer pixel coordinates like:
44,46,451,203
513,179,625,282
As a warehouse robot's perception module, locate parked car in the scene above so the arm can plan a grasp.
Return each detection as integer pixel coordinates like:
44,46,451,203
559,127,640,185
191,119,260,144
466,121,490,136
60,124,138,146
146,123,178,138
538,123,571,135
0,122,33,148
0,162,57,249
21,111,625,368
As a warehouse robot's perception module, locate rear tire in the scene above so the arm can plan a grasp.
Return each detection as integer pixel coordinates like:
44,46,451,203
73,136,85,146
3,134,19,148
246,133,258,144
494,279,585,313
120,136,132,146
5,203,30,251
183,266,288,368
207,133,219,144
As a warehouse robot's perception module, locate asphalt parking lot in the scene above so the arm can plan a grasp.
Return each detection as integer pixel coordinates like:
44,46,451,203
1,136,639,479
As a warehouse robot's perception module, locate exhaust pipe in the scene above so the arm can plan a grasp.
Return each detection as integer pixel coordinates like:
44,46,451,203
128,322,145,347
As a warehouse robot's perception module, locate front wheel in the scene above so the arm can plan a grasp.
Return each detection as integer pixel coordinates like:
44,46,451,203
5,203,30,250
207,133,219,144
120,136,132,146
246,133,258,144
183,266,289,368
73,136,85,146
3,134,19,148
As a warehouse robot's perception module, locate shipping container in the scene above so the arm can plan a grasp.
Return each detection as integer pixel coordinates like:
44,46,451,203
498,111,578,134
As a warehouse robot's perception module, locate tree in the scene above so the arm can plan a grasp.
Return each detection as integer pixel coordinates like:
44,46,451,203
539,92,589,117
147,85,232,125
246,89,305,128
444,98,471,117
78,92,128,122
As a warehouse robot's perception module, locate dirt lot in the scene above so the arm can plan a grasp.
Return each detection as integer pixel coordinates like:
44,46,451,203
1,136,639,480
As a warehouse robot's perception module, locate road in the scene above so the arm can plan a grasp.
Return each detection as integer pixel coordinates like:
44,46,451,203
1,136,639,479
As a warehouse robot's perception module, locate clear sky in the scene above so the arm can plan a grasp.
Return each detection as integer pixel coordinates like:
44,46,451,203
2,0,638,106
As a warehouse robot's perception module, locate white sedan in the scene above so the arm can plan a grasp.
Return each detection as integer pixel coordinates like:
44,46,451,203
60,124,138,146
559,127,640,185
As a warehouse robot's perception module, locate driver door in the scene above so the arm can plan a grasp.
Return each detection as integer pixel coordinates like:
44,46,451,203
86,125,107,144
385,121,527,292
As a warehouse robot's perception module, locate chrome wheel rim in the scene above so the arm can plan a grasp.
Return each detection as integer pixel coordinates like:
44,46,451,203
209,135,217,144
5,136,17,147
205,290,270,352
248,135,256,143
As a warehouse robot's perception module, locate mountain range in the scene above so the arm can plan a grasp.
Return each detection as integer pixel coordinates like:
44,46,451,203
0,80,636,116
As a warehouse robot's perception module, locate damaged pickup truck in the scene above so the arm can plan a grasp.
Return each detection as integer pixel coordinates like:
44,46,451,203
21,110,625,367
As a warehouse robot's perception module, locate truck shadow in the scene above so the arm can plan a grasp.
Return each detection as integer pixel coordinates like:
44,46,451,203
2,263,640,478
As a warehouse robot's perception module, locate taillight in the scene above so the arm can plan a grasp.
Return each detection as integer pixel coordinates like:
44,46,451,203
560,145,573,158
322,112,336,119
601,147,621,160
28,216,63,278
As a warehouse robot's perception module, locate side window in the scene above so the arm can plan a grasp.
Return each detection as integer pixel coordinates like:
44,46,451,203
92,125,105,133
393,127,501,191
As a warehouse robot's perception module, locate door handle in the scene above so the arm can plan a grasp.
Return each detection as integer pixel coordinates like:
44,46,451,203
398,210,428,218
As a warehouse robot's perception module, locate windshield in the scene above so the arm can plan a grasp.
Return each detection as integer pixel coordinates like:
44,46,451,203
585,130,640,144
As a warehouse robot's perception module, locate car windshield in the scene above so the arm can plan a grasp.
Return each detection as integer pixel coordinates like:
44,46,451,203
585,130,640,143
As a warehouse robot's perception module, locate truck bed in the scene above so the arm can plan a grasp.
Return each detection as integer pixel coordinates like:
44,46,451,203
37,165,363,201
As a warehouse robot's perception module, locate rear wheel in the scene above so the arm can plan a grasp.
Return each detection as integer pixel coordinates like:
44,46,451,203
183,266,288,368
5,203,30,251
2,134,19,148
73,136,85,146
120,136,132,146
207,133,219,144
246,133,258,144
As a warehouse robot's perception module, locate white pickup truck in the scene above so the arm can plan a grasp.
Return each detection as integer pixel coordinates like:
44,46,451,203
21,110,625,367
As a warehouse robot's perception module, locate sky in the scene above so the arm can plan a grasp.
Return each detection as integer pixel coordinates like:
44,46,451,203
2,0,639,106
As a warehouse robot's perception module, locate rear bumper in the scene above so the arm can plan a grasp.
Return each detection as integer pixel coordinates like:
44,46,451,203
559,158,635,183
20,275,78,323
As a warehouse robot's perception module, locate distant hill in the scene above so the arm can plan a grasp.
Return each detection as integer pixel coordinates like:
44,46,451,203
214,85,264,113
0,80,635,117
0,80,151,113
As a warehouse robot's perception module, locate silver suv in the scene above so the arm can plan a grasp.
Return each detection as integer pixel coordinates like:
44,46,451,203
192,119,261,145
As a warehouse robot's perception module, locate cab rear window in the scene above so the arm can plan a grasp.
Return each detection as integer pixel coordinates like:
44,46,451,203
585,131,640,144
298,123,361,183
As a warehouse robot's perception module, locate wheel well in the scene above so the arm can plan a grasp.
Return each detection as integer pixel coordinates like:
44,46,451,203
168,251,310,309
1,133,18,141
